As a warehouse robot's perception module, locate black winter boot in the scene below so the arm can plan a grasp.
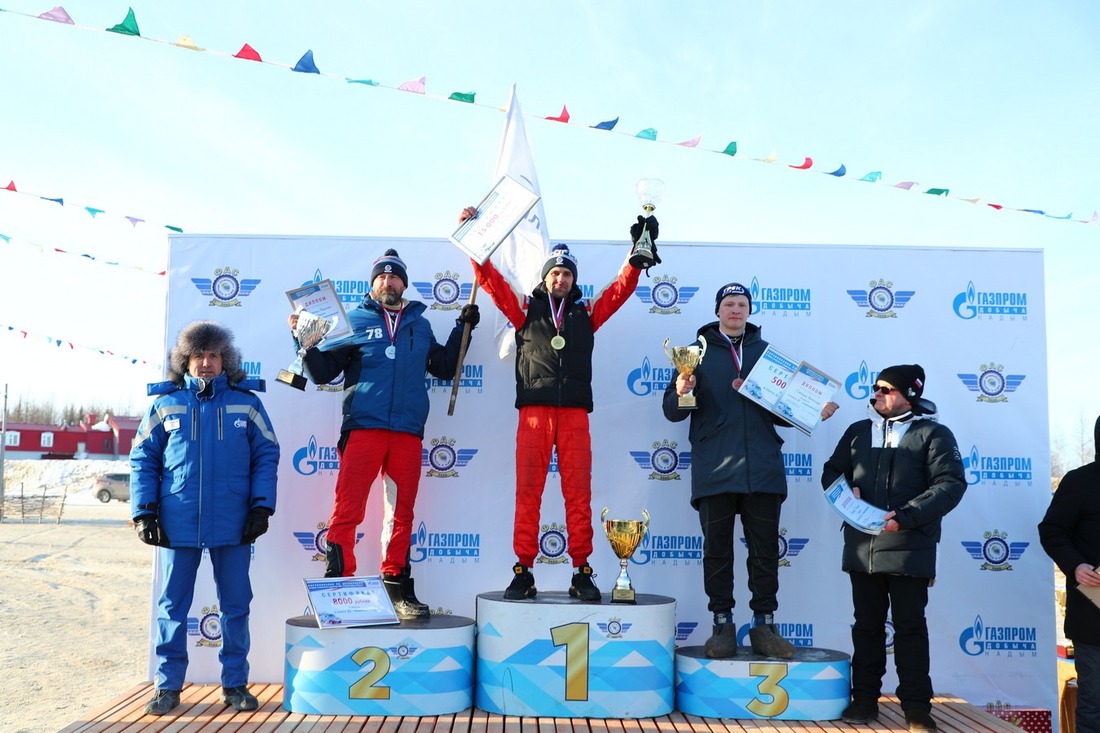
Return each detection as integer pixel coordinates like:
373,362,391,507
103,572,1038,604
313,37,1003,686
398,566,430,616
324,543,345,578
384,574,431,620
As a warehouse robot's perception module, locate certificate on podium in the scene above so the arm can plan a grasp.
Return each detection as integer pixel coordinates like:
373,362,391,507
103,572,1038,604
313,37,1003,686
450,175,541,264
823,475,888,535
737,345,840,435
303,576,399,629
285,279,352,343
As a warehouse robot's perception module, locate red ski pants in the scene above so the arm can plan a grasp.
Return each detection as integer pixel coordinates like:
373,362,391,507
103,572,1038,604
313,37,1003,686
513,405,593,567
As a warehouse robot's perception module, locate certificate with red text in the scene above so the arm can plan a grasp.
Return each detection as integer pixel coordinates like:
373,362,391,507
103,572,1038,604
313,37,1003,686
738,345,839,435
304,576,398,629
450,175,540,264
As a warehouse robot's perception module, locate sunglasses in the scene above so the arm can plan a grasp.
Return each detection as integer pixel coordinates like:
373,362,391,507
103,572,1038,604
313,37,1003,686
872,384,898,395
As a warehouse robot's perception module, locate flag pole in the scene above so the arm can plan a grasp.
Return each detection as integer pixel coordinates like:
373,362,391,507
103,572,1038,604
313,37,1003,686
447,280,479,416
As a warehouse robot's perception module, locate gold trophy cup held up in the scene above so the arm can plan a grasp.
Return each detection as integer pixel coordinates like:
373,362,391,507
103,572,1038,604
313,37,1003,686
601,507,651,604
277,309,336,390
664,335,708,409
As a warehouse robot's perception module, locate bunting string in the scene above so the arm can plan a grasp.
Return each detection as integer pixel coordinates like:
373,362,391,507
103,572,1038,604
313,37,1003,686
2,323,163,370
0,176,184,233
0,229,167,275
4,5,1098,226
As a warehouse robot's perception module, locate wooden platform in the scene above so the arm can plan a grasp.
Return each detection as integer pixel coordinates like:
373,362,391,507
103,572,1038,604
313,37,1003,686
58,684,1027,733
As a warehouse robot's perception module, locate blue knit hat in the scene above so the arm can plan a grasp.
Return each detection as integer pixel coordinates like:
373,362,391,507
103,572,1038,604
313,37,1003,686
370,249,408,287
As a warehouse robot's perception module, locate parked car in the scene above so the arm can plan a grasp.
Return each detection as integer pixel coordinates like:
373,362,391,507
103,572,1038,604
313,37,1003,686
93,472,131,503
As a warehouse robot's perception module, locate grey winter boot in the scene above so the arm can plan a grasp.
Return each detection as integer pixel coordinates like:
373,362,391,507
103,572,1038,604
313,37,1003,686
748,614,795,658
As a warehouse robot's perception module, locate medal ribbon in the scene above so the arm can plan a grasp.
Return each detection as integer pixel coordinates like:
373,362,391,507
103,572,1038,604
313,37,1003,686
383,305,404,345
727,334,743,377
548,293,566,337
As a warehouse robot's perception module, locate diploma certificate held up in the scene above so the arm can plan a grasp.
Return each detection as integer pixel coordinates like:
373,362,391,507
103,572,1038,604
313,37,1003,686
450,175,541,264
738,345,840,435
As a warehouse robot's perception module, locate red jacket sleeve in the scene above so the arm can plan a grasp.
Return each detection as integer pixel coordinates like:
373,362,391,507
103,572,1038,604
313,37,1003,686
588,261,641,332
471,258,527,329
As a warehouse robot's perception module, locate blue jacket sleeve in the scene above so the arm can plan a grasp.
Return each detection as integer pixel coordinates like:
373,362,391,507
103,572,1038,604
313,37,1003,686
246,395,280,514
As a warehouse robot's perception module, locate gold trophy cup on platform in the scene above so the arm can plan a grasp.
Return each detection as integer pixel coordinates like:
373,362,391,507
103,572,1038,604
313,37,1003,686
601,507,651,604
664,335,707,409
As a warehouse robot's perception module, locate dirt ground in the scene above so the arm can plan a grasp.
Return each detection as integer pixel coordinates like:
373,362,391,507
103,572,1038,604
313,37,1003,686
0,495,151,733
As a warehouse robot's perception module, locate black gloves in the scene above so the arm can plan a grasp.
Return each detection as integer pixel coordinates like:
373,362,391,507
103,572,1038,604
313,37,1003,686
242,506,274,545
629,215,661,271
630,215,659,244
456,303,480,328
135,514,169,547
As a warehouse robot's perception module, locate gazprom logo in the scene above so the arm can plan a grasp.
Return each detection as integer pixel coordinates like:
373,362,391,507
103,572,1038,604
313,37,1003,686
632,532,703,565
409,521,481,564
302,270,371,306
959,615,1037,656
737,621,815,647
426,362,484,393
844,360,881,401
634,274,700,314
784,451,813,481
242,361,263,379
293,435,340,476
411,270,475,311
748,276,812,316
627,356,676,397
962,445,1033,486
953,281,1028,320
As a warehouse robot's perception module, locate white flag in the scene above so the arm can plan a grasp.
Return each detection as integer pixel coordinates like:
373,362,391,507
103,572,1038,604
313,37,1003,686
489,84,551,359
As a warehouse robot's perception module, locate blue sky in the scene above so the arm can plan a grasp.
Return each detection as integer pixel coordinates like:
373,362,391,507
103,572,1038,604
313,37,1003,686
1,1,1097,454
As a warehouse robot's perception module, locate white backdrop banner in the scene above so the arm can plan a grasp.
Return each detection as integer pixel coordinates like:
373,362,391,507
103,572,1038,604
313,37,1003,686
150,234,1055,716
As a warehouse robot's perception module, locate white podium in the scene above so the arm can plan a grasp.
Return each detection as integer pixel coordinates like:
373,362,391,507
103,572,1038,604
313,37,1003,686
476,591,676,718
675,645,850,720
283,614,475,716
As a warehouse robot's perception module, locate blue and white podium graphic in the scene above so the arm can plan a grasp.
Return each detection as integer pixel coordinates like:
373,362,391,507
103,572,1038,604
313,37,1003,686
476,592,676,718
284,614,475,716
676,646,850,720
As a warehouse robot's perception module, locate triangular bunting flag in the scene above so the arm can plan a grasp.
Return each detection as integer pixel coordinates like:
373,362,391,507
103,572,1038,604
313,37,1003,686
448,92,476,103
961,197,981,204
234,43,262,62
860,171,882,182
4,181,16,191
399,76,426,93
721,142,738,156
826,164,846,177
106,7,140,36
165,225,183,232
293,50,320,74
756,151,778,163
85,207,104,217
41,196,64,205
1020,209,1045,215
925,188,949,196
175,35,204,51
346,78,380,86
893,181,917,190
125,216,145,226
677,135,702,148
0,234,10,243
39,6,74,23
789,157,813,170
546,105,570,123
591,117,618,130
1046,212,1072,220
987,204,1004,210
635,128,657,140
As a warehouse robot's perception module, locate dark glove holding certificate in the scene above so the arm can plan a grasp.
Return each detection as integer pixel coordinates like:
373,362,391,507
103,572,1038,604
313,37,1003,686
629,215,661,271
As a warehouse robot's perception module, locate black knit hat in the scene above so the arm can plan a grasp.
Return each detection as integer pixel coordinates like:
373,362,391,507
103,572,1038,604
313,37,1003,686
370,249,408,287
541,246,578,280
714,282,752,315
877,364,925,402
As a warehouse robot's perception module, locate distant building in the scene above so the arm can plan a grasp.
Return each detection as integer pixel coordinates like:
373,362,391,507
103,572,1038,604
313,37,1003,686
1,414,140,460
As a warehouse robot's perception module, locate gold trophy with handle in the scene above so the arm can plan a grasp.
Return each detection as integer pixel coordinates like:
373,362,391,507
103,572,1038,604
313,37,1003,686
664,335,707,409
601,507,651,604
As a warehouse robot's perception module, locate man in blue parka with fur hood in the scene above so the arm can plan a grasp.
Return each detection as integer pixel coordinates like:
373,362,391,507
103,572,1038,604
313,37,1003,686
131,321,279,717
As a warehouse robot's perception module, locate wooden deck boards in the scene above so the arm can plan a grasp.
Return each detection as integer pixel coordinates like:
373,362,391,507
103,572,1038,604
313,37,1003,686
56,686,1026,733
